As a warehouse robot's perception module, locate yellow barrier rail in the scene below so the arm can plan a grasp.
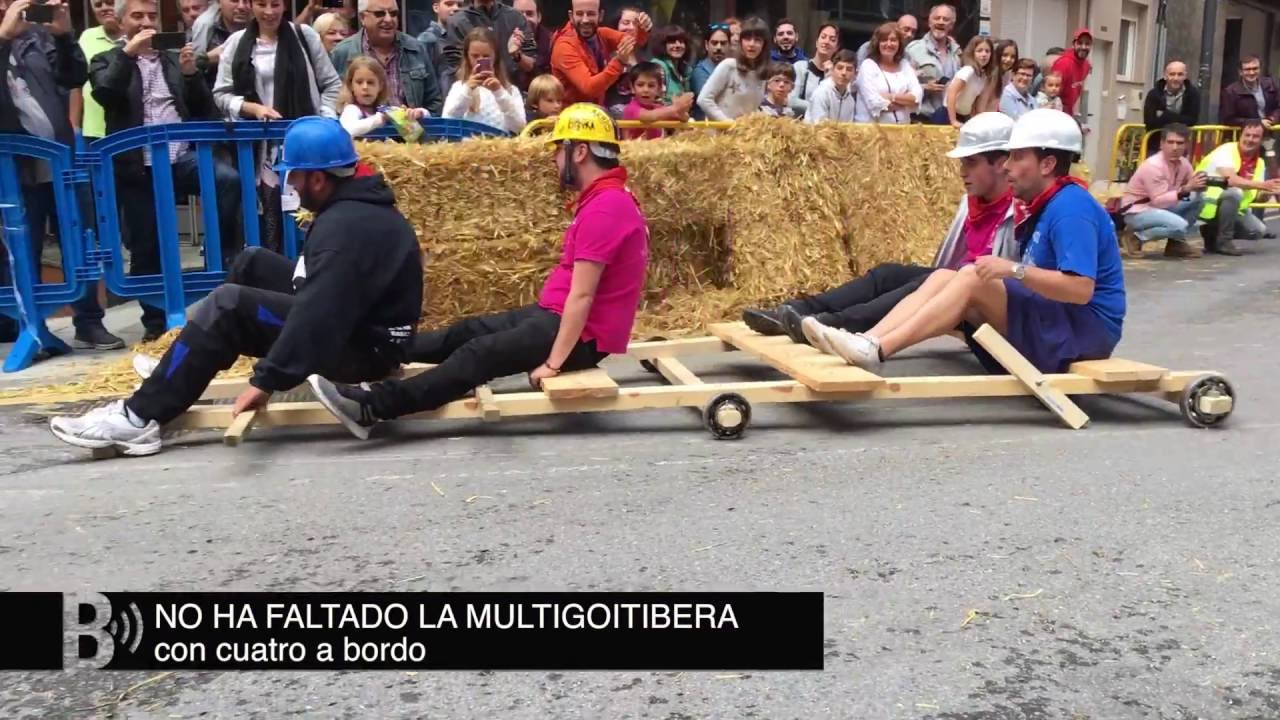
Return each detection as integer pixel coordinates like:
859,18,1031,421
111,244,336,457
1107,123,1280,209
520,118,734,137
519,117,967,138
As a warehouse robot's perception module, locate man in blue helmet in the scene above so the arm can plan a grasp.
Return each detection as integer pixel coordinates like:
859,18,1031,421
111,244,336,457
49,117,424,457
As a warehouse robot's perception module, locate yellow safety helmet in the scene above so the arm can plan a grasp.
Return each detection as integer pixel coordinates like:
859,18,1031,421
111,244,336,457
548,103,620,150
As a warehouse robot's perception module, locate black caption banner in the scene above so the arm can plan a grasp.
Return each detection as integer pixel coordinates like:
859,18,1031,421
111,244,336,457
69,592,822,671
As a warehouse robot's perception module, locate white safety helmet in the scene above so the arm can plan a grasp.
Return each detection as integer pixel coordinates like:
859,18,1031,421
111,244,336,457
946,112,1016,158
1004,108,1084,154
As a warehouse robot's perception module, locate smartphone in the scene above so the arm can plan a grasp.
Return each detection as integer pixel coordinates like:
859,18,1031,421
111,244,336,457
935,76,951,85
151,32,187,51
474,57,492,74
24,3,56,23
321,0,345,8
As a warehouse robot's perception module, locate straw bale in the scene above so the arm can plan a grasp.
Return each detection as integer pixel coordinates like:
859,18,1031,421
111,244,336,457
360,117,959,336
10,120,963,404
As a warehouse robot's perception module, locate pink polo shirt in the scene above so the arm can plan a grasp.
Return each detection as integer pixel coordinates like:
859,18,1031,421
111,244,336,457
538,187,650,354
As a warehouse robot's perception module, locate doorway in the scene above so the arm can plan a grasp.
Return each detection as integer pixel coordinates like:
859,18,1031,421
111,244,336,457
1221,18,1243,89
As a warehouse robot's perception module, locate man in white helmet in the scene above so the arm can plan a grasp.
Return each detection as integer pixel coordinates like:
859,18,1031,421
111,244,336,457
807,108,1126,375
744,112,1021,341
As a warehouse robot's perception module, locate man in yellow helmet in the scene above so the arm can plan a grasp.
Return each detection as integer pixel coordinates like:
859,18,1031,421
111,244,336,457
308,104,650,438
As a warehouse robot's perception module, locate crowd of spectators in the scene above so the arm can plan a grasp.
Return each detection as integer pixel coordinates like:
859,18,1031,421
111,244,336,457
4,0,1275,347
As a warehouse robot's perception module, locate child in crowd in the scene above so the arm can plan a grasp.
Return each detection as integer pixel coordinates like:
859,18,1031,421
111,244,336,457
805,49,858,124
759,62,798,118
526,74,566,123
622,61,694,140
443,28,527,133
337,57,428,138
1037,71,1064,110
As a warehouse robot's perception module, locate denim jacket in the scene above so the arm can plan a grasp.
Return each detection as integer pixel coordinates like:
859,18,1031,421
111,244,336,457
331,30,443,116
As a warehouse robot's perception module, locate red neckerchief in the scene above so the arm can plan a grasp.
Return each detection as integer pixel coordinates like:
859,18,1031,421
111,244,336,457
965,189,1014,234
354,161,377,178
567,167,631,214
1241,150,1260,178
1014,176,1088,233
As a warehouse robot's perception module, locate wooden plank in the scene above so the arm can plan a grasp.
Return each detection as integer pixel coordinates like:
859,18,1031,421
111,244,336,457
1069,358,1167,382
653,357,703,386
223,410,257,446
626,336,732,360
475,385,500,421
972,324,1090,430
708,322,885,392
540,368,619,400
171,371,1211,432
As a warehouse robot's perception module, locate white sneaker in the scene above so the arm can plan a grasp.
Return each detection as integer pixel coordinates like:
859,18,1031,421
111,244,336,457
132,353,160,380
49,400,162,456
801,316,838,355
827,331,883,373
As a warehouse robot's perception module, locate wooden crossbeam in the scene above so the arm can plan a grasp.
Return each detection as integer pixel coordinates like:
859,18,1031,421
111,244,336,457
539,368,619,400
708,322,885,392
626,336,731,360
652,357,703,386
1068,358,1168,382
475,385,500,421
972,324,1090,430
223,410,257,446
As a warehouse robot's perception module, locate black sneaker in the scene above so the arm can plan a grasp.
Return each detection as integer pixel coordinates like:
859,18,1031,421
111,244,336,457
742,308,784,335
141,327,167,343
308,375,380,439
778,305,809,345
72,325,126,350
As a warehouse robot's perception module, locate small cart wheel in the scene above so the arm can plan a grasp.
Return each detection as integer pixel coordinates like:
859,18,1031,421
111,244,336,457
703,393,751,440
1180,373,1235,428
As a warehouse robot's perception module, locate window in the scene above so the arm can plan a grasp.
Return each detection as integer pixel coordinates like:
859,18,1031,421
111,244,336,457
1117,16,1139,81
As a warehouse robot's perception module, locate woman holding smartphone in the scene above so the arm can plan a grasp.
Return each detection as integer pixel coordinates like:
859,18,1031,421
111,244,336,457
442,27,526,133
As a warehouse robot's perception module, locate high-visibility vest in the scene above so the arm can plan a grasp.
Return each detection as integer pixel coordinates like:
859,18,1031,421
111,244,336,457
1197,142,1265,221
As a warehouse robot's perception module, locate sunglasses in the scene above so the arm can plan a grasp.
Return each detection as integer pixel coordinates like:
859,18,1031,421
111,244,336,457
366,8,398,18
707,23,729,32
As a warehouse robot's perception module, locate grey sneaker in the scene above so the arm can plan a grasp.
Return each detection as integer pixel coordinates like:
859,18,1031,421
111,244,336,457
308,375,380,440
800,316,838,355
827,331,883,373
71,325,125,350
50,400,161,456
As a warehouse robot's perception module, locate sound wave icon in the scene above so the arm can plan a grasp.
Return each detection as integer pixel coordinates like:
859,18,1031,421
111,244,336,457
105,602,145,654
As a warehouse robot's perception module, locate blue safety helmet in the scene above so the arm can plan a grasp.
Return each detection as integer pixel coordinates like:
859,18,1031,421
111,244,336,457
273,116,360,174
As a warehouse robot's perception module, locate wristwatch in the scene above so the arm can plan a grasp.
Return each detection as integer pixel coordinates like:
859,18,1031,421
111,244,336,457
1012,263,1026,280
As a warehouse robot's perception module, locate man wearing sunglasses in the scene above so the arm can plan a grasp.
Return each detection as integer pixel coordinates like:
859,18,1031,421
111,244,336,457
331,0,443,116
441,0,536,84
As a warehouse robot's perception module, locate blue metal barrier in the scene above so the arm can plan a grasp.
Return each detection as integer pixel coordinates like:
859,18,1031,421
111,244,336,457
1,117,508,372
0,134,92,372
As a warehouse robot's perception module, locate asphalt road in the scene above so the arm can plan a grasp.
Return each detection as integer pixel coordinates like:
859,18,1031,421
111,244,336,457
1,240,1278,719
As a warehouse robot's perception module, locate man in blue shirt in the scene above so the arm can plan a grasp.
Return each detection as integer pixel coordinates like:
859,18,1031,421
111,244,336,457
807,108,1126,375
690,23,730,120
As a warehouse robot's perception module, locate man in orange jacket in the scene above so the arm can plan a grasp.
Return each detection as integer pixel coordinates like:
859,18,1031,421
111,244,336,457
551,0,650,105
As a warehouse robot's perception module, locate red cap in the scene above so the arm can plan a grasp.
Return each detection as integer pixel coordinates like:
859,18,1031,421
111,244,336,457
1073,28,1093,41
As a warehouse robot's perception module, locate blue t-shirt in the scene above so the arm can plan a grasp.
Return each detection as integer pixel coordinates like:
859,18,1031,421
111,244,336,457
1020,184,1127,340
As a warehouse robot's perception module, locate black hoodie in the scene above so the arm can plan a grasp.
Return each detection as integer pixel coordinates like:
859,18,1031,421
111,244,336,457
250,175,424,393
1144,78,1200,131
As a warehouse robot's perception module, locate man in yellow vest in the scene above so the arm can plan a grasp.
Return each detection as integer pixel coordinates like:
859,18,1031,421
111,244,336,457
1197,120,1280,255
